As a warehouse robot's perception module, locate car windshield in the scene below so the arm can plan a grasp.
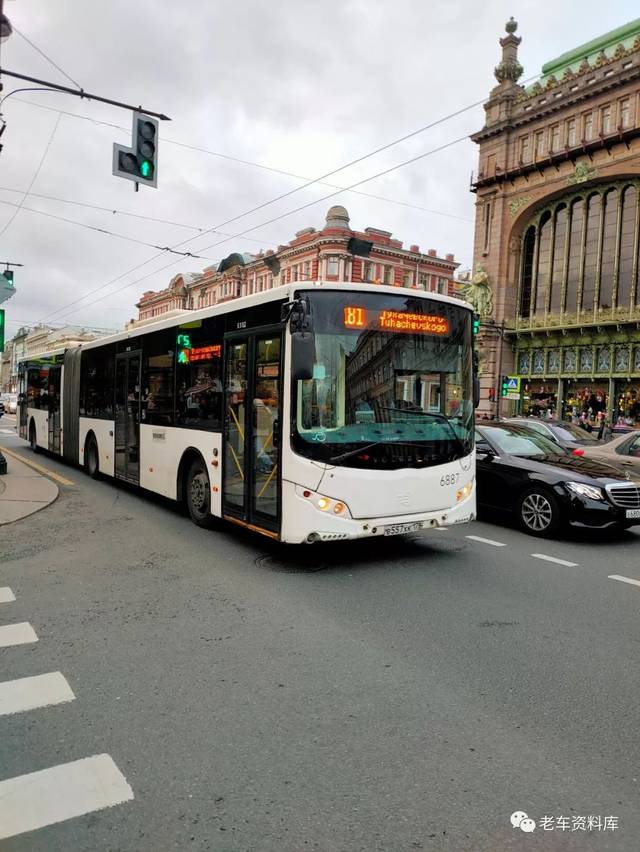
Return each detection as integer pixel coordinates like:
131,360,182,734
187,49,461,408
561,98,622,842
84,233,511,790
291,290,474,469
549,422,600,443
481,425,560,457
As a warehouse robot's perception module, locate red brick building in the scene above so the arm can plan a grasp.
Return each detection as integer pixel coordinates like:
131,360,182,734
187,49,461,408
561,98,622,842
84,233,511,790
135,206,458,324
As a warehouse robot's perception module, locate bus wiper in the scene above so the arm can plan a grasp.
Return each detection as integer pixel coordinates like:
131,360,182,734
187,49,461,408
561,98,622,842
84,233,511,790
327,440,426,464
379,407,468,457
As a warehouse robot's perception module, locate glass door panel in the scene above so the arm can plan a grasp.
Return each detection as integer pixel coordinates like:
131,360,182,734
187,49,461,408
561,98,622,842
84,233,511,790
114,352,141,483
48,365,62,453
251,335,281,525
223,342,248,515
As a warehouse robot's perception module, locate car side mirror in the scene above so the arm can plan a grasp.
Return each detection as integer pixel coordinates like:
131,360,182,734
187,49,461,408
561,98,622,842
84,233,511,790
476,444,495,459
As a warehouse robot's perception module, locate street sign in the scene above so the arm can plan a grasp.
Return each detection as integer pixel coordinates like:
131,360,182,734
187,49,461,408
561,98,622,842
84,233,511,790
506,376,521,393
505,392,521,400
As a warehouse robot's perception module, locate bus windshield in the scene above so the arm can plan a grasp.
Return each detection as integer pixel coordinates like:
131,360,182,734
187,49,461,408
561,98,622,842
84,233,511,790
292,290,474,469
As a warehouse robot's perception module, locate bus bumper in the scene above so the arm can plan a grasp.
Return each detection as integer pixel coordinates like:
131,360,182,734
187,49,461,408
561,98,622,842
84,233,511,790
280,480,476,544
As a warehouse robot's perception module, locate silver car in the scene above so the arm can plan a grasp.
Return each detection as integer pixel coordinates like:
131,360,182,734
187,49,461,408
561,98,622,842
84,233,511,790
580,431,640,471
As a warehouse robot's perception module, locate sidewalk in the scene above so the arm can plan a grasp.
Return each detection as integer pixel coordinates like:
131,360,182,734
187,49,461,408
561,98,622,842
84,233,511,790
0,450,59,525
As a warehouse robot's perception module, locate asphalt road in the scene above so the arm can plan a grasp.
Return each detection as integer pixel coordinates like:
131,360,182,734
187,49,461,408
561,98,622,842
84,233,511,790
1,419,639,852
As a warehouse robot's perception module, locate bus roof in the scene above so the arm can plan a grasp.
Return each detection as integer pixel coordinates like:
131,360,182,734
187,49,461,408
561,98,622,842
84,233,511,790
22,281,474,359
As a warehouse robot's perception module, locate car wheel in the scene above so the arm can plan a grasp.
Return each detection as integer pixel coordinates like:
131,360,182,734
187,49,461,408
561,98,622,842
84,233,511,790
518,487,561,537
186,458,215,528
85,436,100,479
29,421,39,453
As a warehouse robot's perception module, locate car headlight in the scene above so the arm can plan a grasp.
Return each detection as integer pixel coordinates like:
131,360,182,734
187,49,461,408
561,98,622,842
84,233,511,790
566,481,605,501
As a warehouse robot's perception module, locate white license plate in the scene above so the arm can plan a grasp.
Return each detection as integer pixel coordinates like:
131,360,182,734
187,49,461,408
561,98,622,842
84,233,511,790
625,509,640,519
384,522,424,536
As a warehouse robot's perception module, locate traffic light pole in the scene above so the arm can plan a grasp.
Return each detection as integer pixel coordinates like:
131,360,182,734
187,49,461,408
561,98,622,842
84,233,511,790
0,69,171,121
496,319,505,421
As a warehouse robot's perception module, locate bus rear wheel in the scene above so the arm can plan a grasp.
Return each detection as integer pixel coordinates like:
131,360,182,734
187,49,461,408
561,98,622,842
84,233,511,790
85,436,100,479
186,458,215,528
29,421,39,453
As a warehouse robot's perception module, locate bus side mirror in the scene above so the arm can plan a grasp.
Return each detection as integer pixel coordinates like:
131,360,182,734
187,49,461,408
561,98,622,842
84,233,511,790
291,331,315,381
473,375,480,409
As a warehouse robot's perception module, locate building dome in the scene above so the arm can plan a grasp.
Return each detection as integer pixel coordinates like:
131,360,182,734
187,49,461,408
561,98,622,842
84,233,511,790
324,205,350,229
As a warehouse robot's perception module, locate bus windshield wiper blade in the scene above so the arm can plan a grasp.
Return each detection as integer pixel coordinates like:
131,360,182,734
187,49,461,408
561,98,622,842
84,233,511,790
327,440,426,464
379,407,468,456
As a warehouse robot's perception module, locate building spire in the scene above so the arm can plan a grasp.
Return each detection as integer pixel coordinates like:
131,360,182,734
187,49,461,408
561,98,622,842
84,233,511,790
494,17,523,85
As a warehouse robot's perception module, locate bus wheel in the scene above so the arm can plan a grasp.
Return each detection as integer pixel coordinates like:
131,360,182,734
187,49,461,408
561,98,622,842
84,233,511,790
29,421,39,453
85,436,100,479
186,458,215,528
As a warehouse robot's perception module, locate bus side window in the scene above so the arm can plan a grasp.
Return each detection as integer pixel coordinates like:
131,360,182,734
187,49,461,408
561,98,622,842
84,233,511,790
174,317,223,432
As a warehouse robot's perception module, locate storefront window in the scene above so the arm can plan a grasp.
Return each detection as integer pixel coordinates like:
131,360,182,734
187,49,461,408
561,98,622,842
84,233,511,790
579,347,593,372
596,346,611,373
548,349,560,372
518,351,530,374
563,348,577,371
634,347,640,372
614,346,630,372
533,350,545,374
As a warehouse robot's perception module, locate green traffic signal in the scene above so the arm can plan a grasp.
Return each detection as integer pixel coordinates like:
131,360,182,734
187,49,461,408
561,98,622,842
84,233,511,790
472,314,480,335
3,270,14,285
140,160,153,179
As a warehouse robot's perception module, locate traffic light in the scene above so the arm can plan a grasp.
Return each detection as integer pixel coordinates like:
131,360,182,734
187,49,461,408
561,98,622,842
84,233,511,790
112,112,159,188
0,309,5,353
473,313,480,335
501,375,509,397
2,270,13,286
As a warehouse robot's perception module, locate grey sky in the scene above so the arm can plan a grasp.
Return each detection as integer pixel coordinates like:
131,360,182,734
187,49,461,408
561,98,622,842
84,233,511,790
1,0,638,336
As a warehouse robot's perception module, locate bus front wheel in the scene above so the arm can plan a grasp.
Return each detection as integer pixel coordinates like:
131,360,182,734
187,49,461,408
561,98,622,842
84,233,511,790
186,458,215,528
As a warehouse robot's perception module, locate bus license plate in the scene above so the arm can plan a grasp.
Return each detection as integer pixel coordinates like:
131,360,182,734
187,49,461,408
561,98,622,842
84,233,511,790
384,522,424,536
625,509,640,519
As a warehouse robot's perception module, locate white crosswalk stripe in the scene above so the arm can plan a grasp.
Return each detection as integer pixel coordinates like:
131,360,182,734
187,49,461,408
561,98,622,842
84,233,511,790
0,622,38,647
0,672,76,716
0,754,134,839
0,587,16,603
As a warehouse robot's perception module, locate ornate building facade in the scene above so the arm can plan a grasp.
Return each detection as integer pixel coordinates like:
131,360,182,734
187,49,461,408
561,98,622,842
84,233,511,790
471,17,640,425
135,206,458,325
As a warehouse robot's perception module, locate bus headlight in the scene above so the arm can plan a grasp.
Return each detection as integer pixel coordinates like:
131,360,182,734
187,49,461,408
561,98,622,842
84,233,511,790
456,480,474,503
296,486,351,517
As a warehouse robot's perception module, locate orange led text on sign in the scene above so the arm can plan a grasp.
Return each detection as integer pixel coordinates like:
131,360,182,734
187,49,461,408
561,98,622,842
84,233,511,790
189,344,222,362
377,310,449,335
343,306,366,328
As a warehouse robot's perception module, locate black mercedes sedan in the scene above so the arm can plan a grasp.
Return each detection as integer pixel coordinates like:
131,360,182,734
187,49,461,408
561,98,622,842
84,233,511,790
476,422,640,537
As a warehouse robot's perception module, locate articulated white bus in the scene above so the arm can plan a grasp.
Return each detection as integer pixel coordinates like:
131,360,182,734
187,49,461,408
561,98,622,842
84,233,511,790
18,282,477,543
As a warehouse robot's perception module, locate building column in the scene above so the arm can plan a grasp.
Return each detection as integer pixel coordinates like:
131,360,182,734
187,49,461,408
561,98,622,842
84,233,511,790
608,377,616,424
557,378,564,420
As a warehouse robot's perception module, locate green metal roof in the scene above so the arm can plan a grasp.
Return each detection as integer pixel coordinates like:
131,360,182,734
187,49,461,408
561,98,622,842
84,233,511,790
525,18,640,93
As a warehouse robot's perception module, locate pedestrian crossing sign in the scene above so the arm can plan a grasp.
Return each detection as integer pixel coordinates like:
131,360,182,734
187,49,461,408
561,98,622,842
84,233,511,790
506,376,520,392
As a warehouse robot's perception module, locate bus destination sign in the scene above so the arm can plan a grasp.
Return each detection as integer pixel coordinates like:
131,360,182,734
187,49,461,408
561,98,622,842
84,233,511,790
343,306,449,335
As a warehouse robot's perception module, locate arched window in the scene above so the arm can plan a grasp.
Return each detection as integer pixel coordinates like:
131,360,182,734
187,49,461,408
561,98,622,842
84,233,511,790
618,185,637,308
565,198,584,315
519,226,536,318
535,212,552,314
582,193,601,312
599,188,618,309
549,204,567,313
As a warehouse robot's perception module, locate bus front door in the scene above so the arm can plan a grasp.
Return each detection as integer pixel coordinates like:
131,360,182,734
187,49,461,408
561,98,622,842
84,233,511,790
48,364,62,454
114,351,141,484
223,330,282,536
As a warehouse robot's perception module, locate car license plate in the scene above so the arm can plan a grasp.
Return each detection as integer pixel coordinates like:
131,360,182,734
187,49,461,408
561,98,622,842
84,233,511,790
625,509,640,519
384,521,424,536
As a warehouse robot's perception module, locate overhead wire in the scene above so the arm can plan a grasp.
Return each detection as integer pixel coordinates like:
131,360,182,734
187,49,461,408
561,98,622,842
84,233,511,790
12,26,82,89
47,132,470,324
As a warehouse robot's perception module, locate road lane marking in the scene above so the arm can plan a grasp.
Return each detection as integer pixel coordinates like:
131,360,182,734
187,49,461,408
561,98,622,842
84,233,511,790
0,623,38,648
0,587,16,603
433,526,449,531
531,553,578,567
608,574,640,589
465,535,506,547
0,672,76,716
0,429,16,435
0,446,74,486
0,754,134,839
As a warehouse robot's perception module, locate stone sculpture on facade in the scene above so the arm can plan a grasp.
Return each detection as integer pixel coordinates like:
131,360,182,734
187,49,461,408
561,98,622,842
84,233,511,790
460,266,494,317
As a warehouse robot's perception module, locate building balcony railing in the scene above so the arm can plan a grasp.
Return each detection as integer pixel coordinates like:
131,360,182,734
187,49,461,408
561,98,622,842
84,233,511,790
514,304,640,332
